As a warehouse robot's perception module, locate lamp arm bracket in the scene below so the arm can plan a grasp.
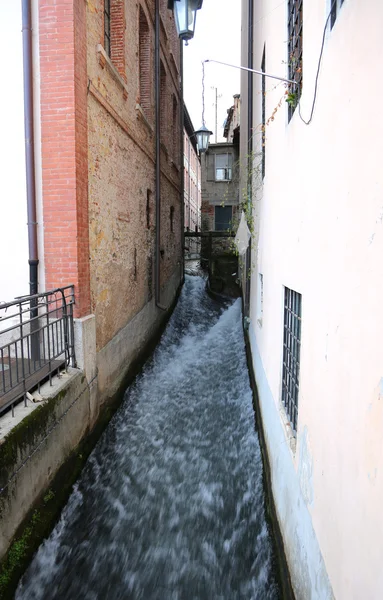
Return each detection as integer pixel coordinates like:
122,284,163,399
204,59,298,86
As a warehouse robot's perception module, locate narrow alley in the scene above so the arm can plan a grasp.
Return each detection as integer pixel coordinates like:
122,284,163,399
16,276,281,600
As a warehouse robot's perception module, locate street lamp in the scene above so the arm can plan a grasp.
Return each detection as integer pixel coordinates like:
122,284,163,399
168,0,203,44
194,125,212,154
168,1,211,150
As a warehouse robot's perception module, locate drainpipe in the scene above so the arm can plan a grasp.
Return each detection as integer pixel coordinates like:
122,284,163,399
154,0,167,310
244,0,254,316
22,0,39,358
180,40,185,284
22,0,38,297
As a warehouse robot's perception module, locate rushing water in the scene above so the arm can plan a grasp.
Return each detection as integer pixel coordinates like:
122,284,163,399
17,276,281,600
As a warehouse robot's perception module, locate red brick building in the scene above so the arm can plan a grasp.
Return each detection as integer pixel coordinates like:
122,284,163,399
35,0,183,407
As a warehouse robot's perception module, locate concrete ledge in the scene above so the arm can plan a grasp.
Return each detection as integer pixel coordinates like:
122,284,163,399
0,368,93,560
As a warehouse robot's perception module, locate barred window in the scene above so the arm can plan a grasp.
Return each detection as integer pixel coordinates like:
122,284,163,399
261,46,266,179
287,0,303,120
104,0,111,56
282,287,302,434
330,0,346,29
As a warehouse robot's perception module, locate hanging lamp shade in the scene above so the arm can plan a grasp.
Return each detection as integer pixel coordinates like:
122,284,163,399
194,125,212,154
168,0,203,43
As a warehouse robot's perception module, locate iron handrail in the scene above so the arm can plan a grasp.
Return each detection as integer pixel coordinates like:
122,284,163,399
0,285,76,417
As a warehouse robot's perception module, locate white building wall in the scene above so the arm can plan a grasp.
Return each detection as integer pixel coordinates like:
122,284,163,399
246,1,383,598
0,4,29,302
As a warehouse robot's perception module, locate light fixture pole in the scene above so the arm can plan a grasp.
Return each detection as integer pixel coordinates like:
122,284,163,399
204,58,298,86
168,1,212,151
194,61,212,154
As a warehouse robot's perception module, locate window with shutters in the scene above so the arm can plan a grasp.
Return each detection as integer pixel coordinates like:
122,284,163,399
103,1,126,80
215,153,233,181
139,7,151,115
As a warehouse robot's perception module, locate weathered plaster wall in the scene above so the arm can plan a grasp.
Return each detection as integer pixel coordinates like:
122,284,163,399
245,1,383,598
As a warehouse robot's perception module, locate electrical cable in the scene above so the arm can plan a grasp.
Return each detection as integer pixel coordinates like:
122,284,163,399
201,60,205,125
298,0,336,125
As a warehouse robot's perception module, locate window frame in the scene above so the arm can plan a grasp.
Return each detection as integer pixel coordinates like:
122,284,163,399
215,153,233,182
104,0,111,56
214,205,232,232
281,286,302,435
287,0,303,121
261,46,266,179
139,7,151,116
330,0,346,29
257,273,264,327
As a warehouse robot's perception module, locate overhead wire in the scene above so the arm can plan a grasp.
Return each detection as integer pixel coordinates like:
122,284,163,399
298,0,337,125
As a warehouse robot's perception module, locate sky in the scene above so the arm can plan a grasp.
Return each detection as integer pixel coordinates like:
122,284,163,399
183,0,241,143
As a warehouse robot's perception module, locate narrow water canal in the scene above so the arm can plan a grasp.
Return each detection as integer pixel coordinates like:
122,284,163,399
17,276,281,600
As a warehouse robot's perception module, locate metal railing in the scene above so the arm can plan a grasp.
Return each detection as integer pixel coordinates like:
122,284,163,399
0,286,76,417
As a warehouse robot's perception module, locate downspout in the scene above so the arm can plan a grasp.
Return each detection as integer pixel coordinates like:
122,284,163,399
247,0,253,172
245,0,254,316
22,0,38,297
154,0,166,310
188,116,191,230
22,0,39,358
180,40,185,284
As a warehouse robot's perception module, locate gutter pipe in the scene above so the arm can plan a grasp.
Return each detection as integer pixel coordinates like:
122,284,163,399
154,0,167,310
21,0,39,359
22,0,38,297
180,40,185,285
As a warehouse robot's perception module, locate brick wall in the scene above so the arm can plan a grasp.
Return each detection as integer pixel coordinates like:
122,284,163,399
86,0,182,350
39,0,90,318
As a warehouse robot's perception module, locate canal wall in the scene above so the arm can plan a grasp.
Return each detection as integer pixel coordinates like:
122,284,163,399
0,370,91,563
247,325,334,600
0,272,181,593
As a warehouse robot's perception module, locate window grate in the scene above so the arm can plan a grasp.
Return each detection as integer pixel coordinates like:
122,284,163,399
261,46,266,179
287,0,303,120
330,0,346,30
282,287,302,434
104,0,111,56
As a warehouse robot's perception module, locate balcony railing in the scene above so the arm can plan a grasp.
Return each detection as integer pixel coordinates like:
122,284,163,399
0,286,76,417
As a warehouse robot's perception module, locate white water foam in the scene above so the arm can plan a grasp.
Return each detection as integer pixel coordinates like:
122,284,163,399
16,276,280,600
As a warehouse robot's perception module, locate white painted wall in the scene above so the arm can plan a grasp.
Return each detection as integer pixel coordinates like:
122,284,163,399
244,1,383,598
0,4,28,303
